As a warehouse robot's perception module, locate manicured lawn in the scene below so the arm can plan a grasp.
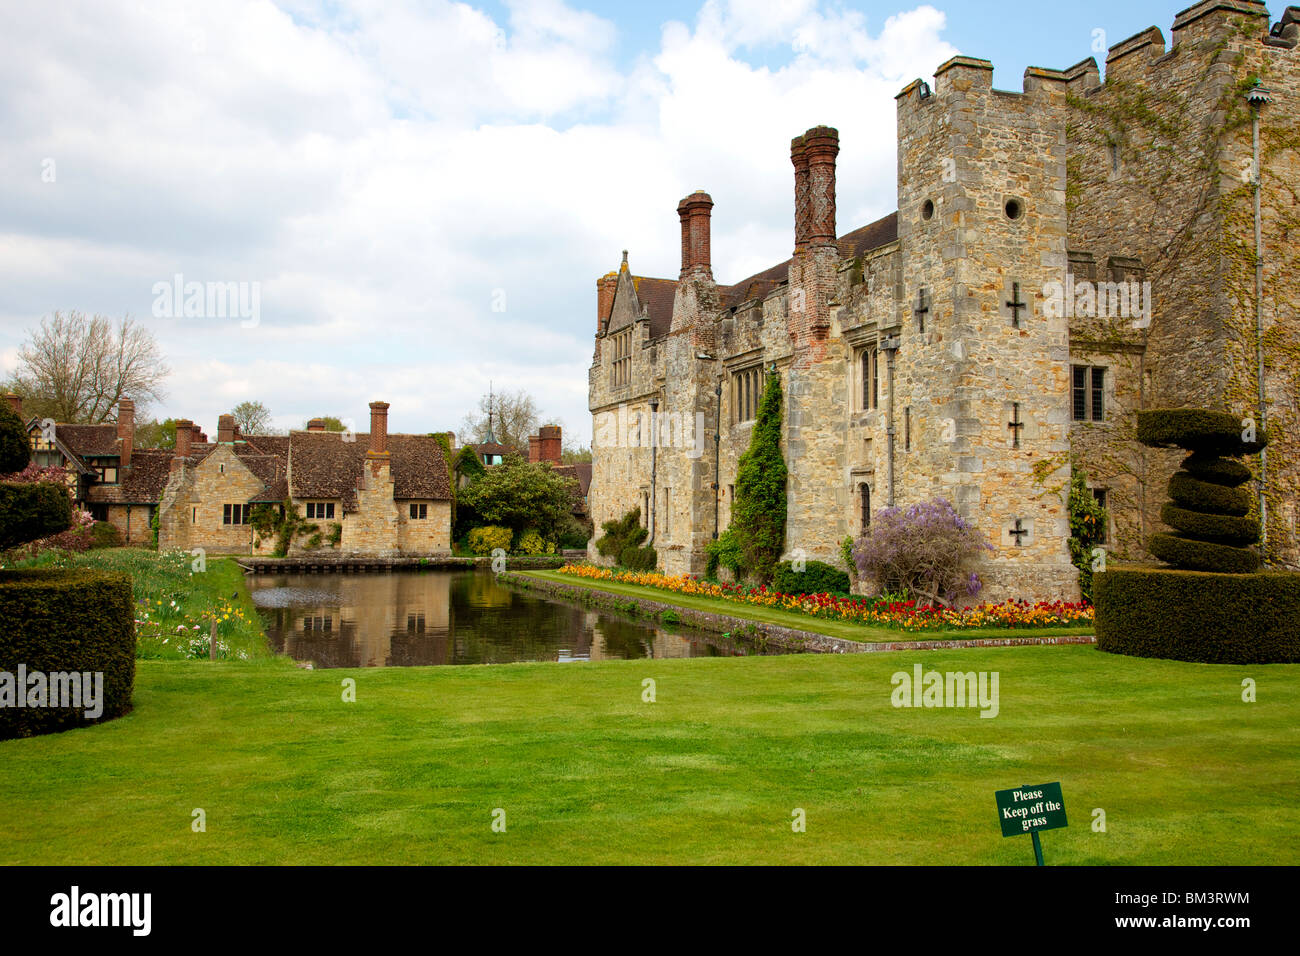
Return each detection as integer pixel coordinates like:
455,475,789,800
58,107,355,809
519,569,1096,643
4,548,272,661
1,647,1295,864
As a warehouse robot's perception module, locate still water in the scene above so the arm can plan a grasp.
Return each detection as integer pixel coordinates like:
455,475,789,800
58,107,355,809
249,570,757,666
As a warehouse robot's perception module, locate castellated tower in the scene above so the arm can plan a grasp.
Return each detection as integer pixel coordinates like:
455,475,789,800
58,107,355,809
892,57,1078,599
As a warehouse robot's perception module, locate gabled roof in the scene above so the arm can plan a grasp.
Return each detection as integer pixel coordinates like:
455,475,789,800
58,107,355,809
23,419,93,474
630,276,679,339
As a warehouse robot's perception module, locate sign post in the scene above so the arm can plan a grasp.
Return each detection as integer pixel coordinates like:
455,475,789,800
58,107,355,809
994,782,1067,865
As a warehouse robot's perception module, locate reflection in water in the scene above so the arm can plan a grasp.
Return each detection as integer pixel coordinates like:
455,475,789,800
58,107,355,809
248,570,760,667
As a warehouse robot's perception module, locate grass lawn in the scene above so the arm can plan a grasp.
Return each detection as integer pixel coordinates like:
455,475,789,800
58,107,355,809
519,569,1096,643
1,647,1295,864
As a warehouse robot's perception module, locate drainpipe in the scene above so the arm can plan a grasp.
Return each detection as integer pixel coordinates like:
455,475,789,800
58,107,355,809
1248,80,1271,559
881,335,900,506
647,397,659,545
713,381,722,539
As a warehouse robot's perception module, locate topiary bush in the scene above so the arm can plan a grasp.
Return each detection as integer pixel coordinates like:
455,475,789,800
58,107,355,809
90,521,123,549
0,569,136,739
771,559,850,596
0,404,136,737
1136,408,1267,574
1095,568,1300,664
467,525,513,555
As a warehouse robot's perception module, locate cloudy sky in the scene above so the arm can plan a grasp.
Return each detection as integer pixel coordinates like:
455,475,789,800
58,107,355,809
1,0,1172,444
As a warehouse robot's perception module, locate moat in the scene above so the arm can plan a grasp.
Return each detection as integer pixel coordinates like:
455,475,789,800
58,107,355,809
249,569,758,666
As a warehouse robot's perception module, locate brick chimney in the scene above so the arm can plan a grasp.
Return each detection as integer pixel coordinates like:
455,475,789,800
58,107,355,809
191,423,205,444
117,398,134,470
529,434,541,463
597,273,617,334
677,190,714,279
307,418,326,432
217,414,236,444
802,126,838,246
367,401,390,457
173,418,193,470
3,393,21,418
538,425,561,464
791,134,810,254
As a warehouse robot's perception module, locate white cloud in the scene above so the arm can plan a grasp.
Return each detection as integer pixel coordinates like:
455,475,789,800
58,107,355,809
0,0,957,445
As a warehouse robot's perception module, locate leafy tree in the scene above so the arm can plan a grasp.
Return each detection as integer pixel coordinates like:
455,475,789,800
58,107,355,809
561,445,592,464
457,455,578,542
232,400,274,435
7,311,168,423
731,371,788,583
135,418,179,449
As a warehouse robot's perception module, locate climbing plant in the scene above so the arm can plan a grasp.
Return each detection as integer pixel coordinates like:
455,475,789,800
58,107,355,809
731,370,787,584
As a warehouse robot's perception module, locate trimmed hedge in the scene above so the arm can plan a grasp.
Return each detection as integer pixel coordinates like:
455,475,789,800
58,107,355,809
619,545,657,571
1159,503,1259,546
1148,533,1260,574
1095,567,1300,663
0,403,29,473
0,482,74,552
771,559,850,596
0,569,136,739
1168,471,1252,516
1137,408,1269,455
1182,454,1252,487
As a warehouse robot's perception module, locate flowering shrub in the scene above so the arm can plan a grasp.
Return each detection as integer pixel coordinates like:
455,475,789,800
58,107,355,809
852,498,992,607
0,462,94,556
556,564,1092,632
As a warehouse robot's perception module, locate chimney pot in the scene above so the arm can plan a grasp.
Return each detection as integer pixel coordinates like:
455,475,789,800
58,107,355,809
677,191,714,278
538,424,562,464
307,418,326,432
117,398,135,471
367,401,390,457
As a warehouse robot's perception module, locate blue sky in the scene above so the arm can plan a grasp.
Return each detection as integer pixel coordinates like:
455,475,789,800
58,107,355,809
0,1,1221,445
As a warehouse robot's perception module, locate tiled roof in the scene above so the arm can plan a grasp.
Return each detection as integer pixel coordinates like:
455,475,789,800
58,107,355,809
472,442,515,459
55,424,119,457
631,276,679,339
85,449,174,505
289,432,451,510
553,462,592,514
836,211,899,260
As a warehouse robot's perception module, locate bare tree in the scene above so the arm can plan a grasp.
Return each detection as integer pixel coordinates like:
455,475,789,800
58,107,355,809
11,312,168,423
460,387,541,454
231,400,275,435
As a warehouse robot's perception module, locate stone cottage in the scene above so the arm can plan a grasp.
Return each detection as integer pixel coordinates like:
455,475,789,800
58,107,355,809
158,401,452,556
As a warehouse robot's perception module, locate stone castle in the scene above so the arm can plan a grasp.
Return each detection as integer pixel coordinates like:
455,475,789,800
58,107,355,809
588,0,1300,600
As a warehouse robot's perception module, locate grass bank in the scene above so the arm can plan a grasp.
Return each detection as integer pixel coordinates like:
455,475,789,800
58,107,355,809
1,647,1294,865
519,570,1095,643
4,547,273,662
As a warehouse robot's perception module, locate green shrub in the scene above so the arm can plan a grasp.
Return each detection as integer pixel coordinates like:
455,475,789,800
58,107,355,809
90,521,123,549
1095,568,1300,663
705,527,745,580
1168,471,1252,516
467,525,513,554
596,508,647,560
1182,454,1252,486
514,529,551,555
328,522,342,547
0,568,136,739
619,545,657,571
1148,533,1260,574
0,482,73,552
556,517,592,550
771,559,850,596
1160,504,1259,546
1137,408,1269,455
0,403,29,473
1067,468,1109,602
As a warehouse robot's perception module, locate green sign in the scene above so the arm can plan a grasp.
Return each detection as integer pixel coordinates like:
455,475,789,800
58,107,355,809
995,782,1067,865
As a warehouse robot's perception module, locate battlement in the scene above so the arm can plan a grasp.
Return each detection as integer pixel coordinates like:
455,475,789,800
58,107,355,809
898,0,1291,109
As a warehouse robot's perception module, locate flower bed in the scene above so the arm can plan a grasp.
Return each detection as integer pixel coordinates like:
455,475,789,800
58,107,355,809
556,564,1093,631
